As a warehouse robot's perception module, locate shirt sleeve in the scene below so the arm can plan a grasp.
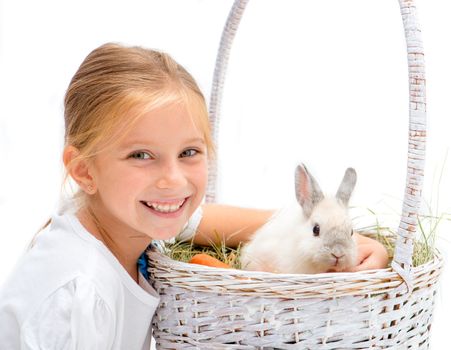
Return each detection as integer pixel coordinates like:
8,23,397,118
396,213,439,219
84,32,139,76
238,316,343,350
21,277,115,350
175,206,203,242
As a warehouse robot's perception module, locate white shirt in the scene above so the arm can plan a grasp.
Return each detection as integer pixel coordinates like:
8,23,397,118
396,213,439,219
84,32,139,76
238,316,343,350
0,213,163,350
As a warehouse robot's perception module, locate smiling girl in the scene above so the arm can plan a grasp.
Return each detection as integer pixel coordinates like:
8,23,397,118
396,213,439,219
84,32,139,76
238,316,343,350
0,43,213,349
0,43,387,349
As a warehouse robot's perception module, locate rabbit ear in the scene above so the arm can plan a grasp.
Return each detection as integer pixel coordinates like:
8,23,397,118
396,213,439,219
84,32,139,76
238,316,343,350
336,167,357,206
295,164,324,218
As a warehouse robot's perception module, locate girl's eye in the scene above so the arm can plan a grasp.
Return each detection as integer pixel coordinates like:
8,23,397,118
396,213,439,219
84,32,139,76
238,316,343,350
129,151,151,160
180,149,198,158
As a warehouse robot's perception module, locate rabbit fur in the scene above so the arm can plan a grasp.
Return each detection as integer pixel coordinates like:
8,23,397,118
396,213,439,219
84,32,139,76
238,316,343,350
240,163,358,274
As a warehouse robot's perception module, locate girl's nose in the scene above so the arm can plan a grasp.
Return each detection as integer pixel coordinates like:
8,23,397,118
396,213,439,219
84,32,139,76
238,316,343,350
156,161,187,189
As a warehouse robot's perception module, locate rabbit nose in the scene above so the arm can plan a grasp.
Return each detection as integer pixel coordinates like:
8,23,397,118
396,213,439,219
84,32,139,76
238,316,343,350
331,253,345,265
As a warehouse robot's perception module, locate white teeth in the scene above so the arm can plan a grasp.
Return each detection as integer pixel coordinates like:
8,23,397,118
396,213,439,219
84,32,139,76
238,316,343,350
146,199,185,213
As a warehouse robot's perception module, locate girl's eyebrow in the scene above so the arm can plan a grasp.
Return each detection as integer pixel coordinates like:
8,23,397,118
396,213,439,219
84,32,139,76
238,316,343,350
184,137,206,145
119,137,205,149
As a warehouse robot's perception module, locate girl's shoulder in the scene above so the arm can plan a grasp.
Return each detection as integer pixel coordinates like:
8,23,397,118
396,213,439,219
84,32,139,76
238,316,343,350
0,273,117,349
0,213,125,342
1,212,124,311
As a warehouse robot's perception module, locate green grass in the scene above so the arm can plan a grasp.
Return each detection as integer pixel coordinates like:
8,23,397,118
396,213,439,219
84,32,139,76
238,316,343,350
356,196,451,268
163,231,244,269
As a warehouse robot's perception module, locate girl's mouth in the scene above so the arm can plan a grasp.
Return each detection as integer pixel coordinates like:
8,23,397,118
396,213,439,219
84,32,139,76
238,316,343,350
140,198,188,217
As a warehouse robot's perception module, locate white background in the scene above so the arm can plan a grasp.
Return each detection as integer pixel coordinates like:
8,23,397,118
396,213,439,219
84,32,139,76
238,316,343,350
0,0,450,348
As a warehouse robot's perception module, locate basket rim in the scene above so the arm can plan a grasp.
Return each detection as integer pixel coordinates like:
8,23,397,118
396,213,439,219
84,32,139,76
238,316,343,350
148,247,443,299
149,245,443,280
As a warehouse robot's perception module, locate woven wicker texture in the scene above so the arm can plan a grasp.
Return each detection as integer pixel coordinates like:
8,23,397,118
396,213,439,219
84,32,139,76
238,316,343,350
149,248,442,349
149,0,444,348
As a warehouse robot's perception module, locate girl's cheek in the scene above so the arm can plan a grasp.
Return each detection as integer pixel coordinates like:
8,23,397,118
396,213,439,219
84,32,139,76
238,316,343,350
198,163,209,183
190,163,208,193
187,158,208,174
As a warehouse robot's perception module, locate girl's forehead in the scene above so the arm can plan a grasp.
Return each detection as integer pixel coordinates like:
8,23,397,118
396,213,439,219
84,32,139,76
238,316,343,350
116,103,205,145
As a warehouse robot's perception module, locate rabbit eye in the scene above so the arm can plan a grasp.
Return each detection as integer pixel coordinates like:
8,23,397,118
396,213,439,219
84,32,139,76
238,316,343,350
313,224,320,237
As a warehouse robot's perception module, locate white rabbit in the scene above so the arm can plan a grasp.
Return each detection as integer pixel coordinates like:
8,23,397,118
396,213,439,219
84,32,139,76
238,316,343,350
240,163,358,274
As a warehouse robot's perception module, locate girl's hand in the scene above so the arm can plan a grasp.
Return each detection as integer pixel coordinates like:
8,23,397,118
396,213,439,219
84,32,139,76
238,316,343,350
347,233,390,272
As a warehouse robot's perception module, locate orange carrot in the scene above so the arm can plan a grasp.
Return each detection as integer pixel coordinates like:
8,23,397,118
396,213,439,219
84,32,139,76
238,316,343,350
189,253,231,268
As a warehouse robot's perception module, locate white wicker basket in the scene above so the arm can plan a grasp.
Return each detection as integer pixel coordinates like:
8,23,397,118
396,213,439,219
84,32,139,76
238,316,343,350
148,1,444,348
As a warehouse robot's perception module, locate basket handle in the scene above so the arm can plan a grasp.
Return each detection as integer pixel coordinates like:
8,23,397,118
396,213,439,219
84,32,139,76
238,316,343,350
206,0,426,290
206,0,250,204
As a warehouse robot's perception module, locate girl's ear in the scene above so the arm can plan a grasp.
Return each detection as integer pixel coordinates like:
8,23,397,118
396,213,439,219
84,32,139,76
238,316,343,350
63,145,97,194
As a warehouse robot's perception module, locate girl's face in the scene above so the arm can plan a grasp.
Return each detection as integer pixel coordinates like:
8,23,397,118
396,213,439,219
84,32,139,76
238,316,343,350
89,102,208,241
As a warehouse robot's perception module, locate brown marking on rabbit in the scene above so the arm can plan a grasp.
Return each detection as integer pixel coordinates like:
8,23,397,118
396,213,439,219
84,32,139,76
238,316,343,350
240,164,358,274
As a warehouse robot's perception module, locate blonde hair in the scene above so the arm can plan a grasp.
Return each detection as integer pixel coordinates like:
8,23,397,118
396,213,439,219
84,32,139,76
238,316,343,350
64,42,214,201
65,42,213,161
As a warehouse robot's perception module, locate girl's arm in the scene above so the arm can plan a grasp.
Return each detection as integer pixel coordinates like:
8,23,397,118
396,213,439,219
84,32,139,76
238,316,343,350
194,204,273,247
194,203,389,270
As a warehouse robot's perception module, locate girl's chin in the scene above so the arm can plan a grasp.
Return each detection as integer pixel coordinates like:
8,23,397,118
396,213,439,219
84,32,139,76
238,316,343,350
148,223,188,241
